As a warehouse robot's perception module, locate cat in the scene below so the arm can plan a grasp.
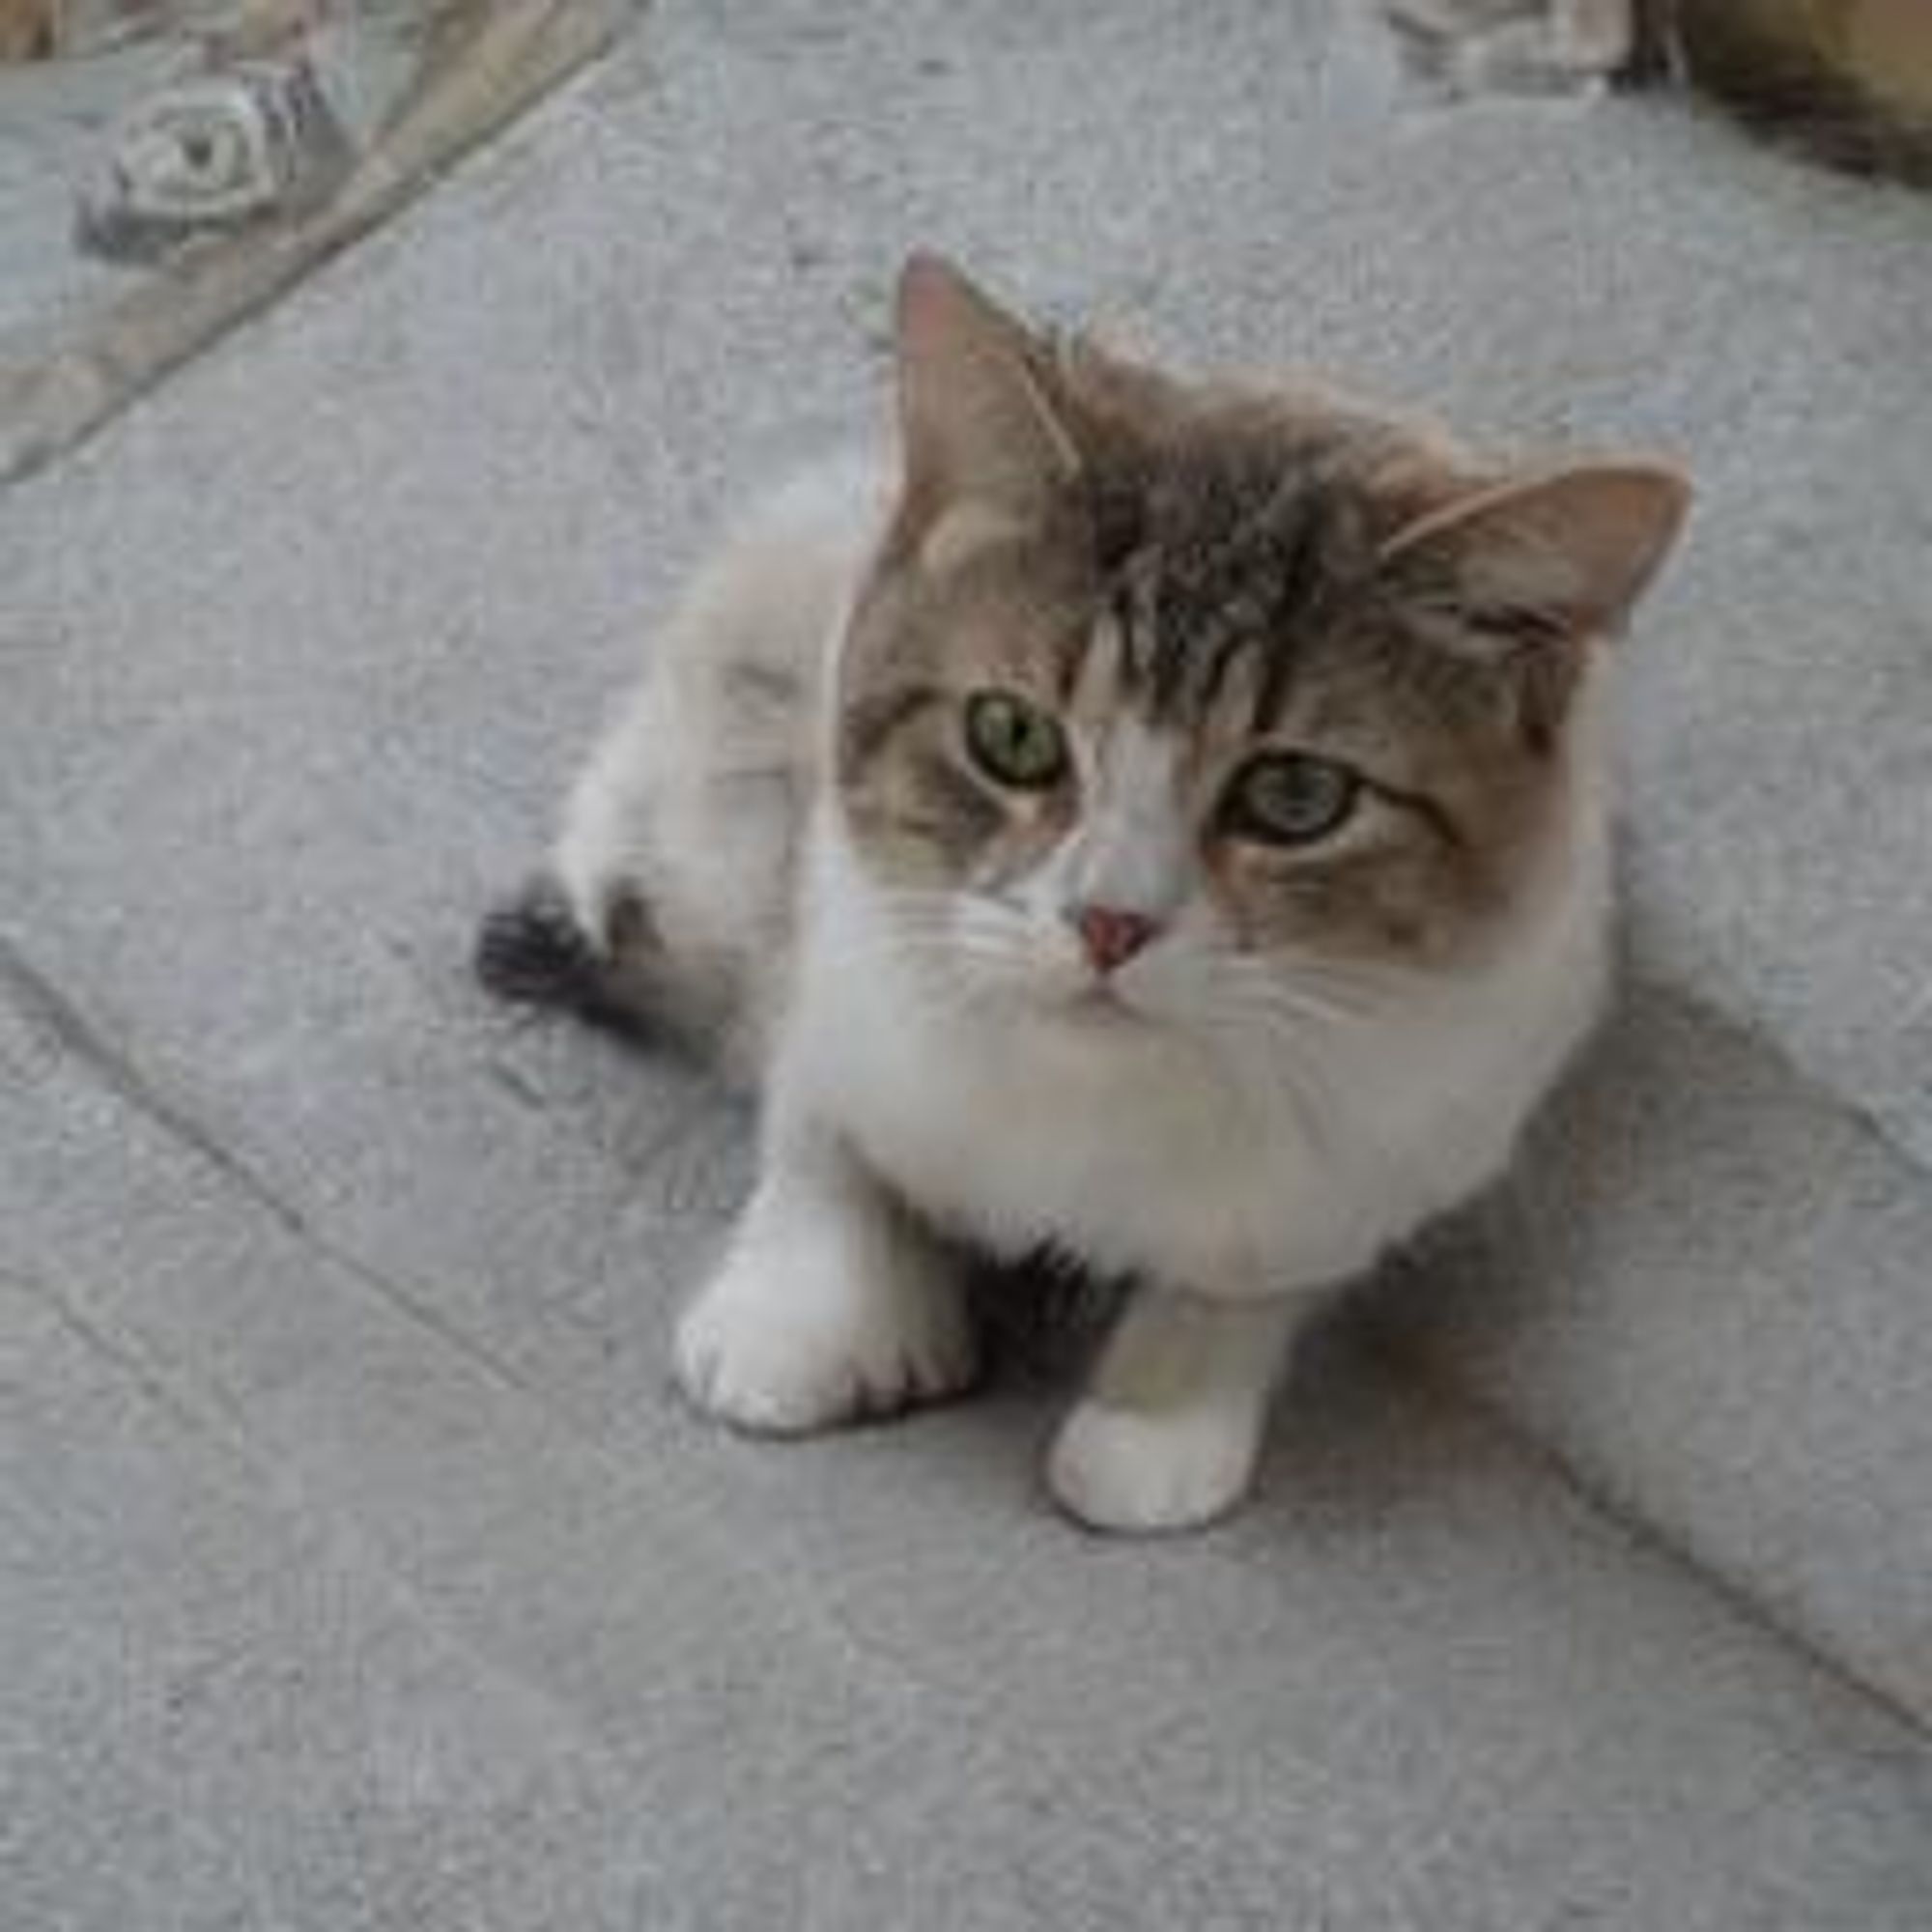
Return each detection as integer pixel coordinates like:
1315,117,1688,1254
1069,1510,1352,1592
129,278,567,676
479,256,1689,1533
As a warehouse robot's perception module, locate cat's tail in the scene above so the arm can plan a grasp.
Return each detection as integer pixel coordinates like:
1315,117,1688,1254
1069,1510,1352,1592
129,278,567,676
474,875,665,1044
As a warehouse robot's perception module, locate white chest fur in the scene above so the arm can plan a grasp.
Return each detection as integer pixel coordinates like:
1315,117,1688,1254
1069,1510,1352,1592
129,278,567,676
779,798,1612,1303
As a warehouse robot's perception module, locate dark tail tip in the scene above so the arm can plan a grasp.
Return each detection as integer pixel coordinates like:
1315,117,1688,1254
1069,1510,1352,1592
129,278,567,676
474,876,665,1046
475,878,608,1007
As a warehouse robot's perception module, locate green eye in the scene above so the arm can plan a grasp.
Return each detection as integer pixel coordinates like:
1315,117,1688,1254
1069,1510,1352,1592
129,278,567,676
963,690,1069,790
1222,753,1360,847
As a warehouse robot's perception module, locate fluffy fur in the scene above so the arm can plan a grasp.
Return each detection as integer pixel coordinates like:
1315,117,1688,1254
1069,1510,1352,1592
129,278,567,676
482,257,1688,1532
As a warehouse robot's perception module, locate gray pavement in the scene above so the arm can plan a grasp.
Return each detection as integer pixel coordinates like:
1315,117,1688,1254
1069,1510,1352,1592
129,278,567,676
4,4,1930,1925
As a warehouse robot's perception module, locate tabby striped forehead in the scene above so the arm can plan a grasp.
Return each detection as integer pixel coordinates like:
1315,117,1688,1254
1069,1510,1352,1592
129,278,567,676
1077,437,1381,733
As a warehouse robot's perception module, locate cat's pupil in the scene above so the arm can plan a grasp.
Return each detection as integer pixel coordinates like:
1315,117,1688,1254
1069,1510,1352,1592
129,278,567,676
1223,753,1358,846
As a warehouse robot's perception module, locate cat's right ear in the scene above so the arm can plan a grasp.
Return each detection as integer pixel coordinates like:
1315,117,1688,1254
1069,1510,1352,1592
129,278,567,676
894,254,1081,566
1379,462,1691,647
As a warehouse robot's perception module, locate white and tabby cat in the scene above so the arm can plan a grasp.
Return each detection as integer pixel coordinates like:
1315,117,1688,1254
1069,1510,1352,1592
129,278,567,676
481,257,1688,1532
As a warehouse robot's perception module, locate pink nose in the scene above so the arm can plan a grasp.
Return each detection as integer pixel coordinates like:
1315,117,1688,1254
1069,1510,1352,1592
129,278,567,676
1073,905,1162,975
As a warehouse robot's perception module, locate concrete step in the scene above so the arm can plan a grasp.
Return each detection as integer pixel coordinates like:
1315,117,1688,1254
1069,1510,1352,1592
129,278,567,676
6,942,1932,1930
1385,979,1932,1728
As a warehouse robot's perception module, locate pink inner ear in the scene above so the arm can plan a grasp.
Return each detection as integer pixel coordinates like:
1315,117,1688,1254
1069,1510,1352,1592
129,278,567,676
1380,463,1690,640
896,253,1010,355
895,255,1081,536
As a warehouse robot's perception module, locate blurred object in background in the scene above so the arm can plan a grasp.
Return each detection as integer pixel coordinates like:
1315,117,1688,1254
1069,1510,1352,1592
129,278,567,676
1669,0,1932,185
1378,0,1932,186
72,2,362,261
0,0,51,62
1380,0,1637,99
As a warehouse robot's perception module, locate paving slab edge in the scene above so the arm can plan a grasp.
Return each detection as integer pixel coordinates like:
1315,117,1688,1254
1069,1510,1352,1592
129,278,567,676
1380,961,1932,1735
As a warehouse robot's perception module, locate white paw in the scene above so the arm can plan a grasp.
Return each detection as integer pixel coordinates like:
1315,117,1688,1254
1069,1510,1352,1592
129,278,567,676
674,1224,975,1435
1046,1397,1264,1534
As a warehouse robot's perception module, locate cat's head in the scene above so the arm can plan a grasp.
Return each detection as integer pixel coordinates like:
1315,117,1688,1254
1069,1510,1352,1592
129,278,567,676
834,256,1687,1048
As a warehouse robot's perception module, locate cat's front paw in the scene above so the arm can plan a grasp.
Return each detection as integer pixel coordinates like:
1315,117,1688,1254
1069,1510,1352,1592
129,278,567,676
1045,1396,1264,1534
674,1234,976,1435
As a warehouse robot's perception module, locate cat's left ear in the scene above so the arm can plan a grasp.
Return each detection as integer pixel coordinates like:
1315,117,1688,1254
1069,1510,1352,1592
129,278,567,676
1379,461,1691,649
893,253,1082,564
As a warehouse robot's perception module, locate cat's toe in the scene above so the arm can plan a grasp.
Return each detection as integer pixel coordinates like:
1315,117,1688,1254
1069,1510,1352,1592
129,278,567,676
674,1254,976,1436
1046,1397,1264,1534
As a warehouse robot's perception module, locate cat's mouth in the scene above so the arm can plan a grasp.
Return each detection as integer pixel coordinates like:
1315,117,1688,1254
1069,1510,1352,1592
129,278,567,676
1061,979,1153,1028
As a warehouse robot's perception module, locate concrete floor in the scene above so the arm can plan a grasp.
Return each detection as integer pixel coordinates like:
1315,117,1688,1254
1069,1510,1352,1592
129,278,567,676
4,5,1930,1926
